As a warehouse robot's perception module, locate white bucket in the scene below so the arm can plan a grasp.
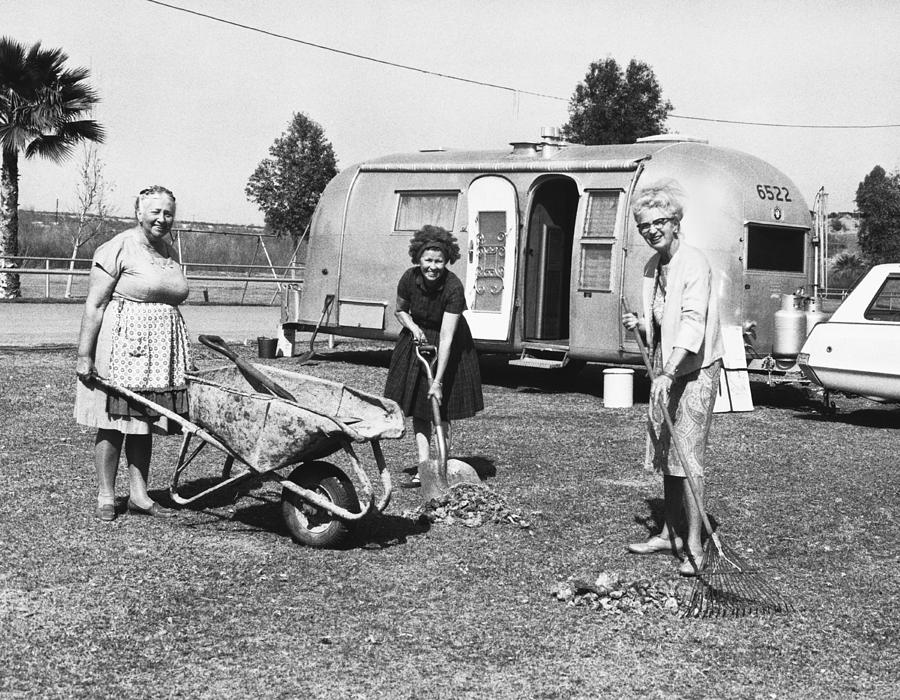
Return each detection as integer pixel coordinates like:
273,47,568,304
603,368,634,408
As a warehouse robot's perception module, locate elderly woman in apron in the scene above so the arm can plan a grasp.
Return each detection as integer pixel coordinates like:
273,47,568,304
75,185,191,522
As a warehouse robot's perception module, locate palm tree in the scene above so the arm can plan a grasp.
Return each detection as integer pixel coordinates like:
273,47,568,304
0,36,104,298
829,251,869,291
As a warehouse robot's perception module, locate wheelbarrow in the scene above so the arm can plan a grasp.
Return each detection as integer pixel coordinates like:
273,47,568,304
413,342,481,501
92,336,404,548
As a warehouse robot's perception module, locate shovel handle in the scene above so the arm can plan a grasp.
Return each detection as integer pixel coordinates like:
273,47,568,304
413,342,448,471
199,334,296,402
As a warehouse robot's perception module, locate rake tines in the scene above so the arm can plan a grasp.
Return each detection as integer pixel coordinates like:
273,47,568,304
681,534,793,618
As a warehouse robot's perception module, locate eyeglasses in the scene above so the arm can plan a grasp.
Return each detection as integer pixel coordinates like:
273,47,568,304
637,217,674,235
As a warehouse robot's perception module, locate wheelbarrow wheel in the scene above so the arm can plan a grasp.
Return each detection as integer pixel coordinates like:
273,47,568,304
281,461,360,548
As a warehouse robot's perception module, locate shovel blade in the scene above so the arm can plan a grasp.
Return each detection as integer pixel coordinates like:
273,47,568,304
418,458,449,501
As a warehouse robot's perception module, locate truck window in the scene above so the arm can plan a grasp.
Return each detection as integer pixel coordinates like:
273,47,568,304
394,191,458,232
864,275,900,322
746,224,806,273
579,191,619,291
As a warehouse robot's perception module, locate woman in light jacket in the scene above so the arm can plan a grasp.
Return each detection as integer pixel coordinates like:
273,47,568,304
622,180,724,575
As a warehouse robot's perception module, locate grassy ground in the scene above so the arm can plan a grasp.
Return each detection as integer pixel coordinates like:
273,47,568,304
1,342,898,699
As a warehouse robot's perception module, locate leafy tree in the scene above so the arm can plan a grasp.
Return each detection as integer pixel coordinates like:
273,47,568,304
561,57,673,145
246,112,338,238
855,165,900,265
0,36,104,298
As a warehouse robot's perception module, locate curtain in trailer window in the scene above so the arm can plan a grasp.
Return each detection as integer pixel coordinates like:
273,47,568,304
583,191,618,238
580,244,613,291
579,192,618,291
394,192,458,232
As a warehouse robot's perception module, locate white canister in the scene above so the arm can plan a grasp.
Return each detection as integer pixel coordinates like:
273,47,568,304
603,368,634,408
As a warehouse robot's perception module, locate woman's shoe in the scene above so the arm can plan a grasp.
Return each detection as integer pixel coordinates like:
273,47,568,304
399,473,421,489
627,535,683,555
127,499,177,517
95,503,117,522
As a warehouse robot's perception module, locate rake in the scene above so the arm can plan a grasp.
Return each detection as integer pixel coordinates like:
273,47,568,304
630,326,792,618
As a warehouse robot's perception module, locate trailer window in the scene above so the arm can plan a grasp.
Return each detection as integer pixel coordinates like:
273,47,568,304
583,192,619,238
746,224,806,273
394,191,458,232
579,244,614,291
472,210,507,313
578,191,619,291
864,275,900,322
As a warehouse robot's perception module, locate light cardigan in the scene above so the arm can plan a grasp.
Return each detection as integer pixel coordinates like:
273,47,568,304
641,242,724,377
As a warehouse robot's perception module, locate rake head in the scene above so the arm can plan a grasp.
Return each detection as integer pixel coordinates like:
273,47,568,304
681,534,793,618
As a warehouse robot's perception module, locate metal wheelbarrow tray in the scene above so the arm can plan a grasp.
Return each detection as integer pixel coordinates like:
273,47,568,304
118,363,403,548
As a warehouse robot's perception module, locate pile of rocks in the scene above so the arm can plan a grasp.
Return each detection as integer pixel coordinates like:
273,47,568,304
550,571,685,615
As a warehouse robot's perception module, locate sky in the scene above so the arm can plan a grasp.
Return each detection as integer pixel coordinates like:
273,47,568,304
3,0,899,225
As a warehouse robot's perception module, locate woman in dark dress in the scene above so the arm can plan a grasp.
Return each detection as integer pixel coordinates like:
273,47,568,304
384,226,483,486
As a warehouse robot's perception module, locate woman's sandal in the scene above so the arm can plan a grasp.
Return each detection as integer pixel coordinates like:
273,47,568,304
95,502,117,522
627,535,683,555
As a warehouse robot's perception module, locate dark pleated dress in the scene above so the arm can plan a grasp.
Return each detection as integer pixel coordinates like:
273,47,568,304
384,267,483,421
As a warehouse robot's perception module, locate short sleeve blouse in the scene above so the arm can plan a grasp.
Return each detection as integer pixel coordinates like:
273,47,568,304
93,229,189,305
397,267,467,329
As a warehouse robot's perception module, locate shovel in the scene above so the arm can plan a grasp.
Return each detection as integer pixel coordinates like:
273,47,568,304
198,334,296,401
413,342,481,501
296,294,335,366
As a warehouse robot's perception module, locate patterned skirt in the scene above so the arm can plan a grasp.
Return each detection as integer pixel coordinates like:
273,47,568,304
648,348,722,478
384,322,483,422
74,299,191,435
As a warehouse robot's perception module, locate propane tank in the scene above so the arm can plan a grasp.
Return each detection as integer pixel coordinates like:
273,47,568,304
773,294,806,357
805,298,831,336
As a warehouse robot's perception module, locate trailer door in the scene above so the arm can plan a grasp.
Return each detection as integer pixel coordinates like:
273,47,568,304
464,176,518,341
569,189,628,356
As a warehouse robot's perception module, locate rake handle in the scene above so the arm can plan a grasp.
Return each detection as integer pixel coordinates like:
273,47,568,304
630,325,719,543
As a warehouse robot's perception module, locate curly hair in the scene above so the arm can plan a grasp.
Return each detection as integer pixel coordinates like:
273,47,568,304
408,225,461,264
631,179,686,222
135,185,176,218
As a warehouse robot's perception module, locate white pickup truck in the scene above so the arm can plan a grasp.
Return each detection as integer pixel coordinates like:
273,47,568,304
798,264,900,403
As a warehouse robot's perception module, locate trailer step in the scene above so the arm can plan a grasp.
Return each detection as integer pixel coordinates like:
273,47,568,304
508,356,567,369
508,345,570,370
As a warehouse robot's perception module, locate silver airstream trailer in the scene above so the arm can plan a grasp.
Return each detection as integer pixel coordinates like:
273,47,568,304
283,131,815,368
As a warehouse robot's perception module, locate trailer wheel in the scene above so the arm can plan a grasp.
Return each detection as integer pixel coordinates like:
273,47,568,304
281,461,359,548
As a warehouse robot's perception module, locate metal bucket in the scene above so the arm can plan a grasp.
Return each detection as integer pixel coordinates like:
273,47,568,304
257,337,278,358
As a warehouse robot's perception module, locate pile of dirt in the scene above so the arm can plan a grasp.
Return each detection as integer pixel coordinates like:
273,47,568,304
550,571,686,615
405,483,532,529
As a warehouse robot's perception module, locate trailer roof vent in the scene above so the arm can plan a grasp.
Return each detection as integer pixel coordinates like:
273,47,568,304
509,141,539,157
541,126,563,141
636,134,709,144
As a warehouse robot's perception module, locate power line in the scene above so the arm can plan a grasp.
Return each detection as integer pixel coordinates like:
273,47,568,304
143,0,900,131
141,0,564,101
670,114,900,129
